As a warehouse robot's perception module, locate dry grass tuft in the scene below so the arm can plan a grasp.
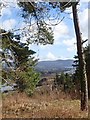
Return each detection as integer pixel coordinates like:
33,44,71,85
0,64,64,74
2,90,88,118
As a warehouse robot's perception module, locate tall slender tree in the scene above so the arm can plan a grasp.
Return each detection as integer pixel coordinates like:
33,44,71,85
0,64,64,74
45,0,88,111
84,45,90,99
72,3,88,111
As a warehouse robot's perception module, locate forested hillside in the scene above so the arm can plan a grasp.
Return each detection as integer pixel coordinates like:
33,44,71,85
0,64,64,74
35,59,74,73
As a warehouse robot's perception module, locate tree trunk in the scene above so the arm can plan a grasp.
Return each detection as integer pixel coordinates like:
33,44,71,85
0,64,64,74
86,61,90,99
72,4,88,111
86,45,90,99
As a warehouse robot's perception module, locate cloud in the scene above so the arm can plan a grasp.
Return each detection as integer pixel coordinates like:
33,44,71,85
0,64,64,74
39,51,74,61
65,7,72,13
41,19,69,45
63,38,77,52
40,52,58,61
0,0,19,17
70,6,88,39
80,0,89,2
1,7,12,16
53,21,69,45
63,38,75,46
69,6,88,47
1,0,18,7
79,8,88,38
47,52,57,60
0,19,16,31
67,47,75,52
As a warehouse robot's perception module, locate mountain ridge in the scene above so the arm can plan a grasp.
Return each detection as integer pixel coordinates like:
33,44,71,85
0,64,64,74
35,59,74,73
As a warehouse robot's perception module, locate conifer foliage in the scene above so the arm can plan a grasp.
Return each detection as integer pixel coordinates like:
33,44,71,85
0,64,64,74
1,29,40,95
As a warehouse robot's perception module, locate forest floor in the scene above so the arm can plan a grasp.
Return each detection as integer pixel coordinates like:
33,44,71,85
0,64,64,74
2,87,89,119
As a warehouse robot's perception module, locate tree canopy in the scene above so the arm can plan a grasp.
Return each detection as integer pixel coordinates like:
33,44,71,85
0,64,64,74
0,29,40,95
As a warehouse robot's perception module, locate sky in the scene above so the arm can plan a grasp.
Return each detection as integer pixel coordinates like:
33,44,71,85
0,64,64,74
0,0,89,61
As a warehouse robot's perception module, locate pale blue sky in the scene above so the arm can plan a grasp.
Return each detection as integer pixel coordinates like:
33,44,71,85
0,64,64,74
0,1,88,61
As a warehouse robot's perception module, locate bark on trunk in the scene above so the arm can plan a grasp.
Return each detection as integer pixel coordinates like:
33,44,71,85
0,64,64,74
72,4,88,111
86,45,90,99
86,64,90,99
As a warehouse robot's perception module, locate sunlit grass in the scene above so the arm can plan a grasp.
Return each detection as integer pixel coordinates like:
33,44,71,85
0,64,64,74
2,91,88,118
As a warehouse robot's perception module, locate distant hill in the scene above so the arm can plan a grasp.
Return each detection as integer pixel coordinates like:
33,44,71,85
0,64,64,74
35,59,74,73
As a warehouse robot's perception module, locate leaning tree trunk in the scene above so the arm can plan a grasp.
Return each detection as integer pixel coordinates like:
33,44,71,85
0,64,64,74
72,4,88,111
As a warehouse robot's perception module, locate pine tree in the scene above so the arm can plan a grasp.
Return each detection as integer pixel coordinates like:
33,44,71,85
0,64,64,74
1,29,40,95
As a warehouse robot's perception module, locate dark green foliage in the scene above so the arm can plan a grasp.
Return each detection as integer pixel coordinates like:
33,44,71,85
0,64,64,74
55,73,61,87
56,72,65,85
1,29,40,95
18,2,36,17
72,55,80,82
36,22,54,45
73,45,90,98
54,72,74,92
15,62,40,95
64,73,72,89
73,45,90,80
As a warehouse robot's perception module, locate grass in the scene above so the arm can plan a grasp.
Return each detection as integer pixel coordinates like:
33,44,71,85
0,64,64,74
1,76,89,118
2,89,88,118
